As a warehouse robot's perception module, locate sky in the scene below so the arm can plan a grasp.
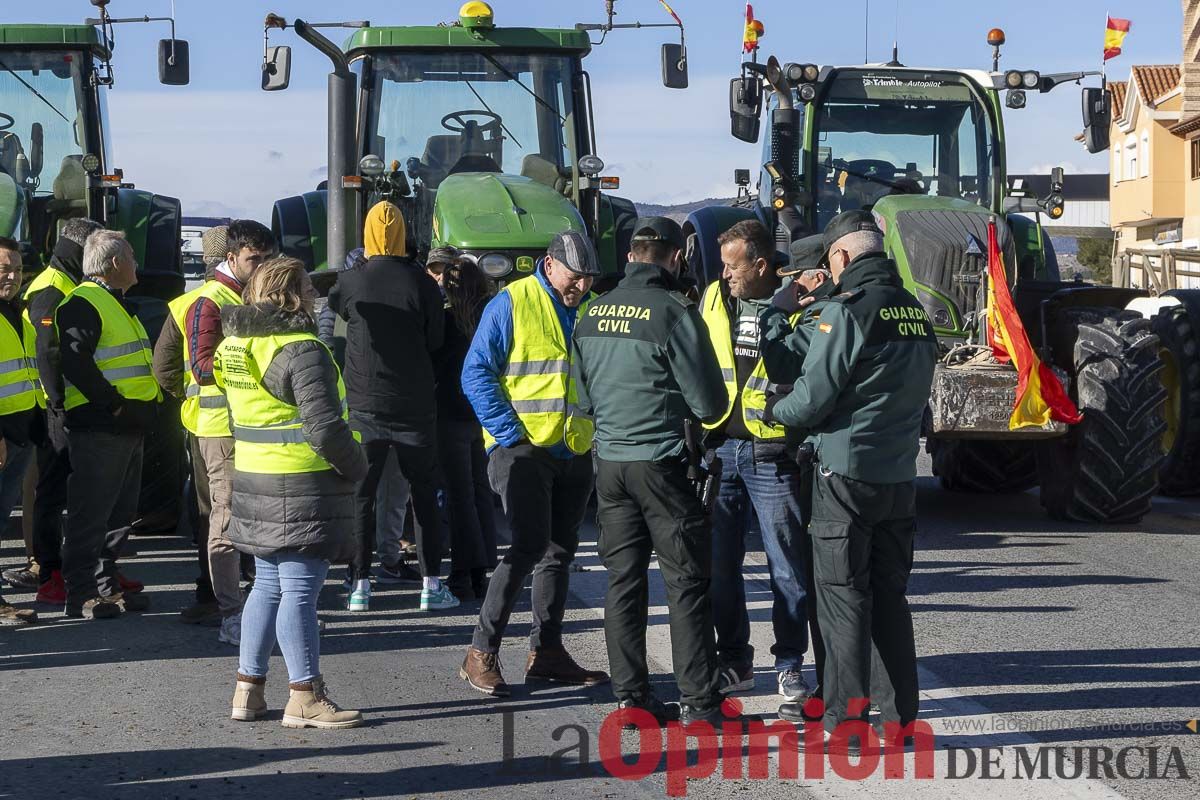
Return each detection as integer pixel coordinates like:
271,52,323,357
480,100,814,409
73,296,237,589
3,0,1185,220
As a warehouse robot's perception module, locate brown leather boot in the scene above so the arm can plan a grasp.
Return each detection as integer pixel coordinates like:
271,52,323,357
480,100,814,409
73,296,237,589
459,647,510,697
525,646,609,686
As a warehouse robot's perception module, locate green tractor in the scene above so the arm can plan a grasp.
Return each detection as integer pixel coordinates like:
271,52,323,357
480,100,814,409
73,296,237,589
260,0,688,285
688,29,1193,522
0,1,191,531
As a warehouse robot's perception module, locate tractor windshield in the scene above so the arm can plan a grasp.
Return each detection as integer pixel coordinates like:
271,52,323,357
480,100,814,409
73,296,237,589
0,50,87,196
811,69,998,225
364,50,581,190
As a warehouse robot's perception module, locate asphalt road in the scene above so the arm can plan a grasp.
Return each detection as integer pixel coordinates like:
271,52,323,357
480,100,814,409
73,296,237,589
2,452,1198,799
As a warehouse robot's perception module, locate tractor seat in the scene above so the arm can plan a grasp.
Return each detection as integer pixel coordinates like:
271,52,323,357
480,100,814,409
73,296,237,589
520,154,571,196
419,134,465,186
0,132,26,183
45,155,88,241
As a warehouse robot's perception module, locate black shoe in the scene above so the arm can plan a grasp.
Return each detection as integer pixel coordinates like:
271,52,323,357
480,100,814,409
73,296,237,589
680,702,754,727
617,695,680,729
778,696,824,723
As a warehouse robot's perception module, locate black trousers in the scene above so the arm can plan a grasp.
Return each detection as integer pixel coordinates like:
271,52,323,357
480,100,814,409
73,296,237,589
472,444,592,653
439,417,498,577
188,435,216,604
595,454,720,711
810,468,918,733
352,438,445,580
798,464,826,695
62,430,143,603
31,412,70,584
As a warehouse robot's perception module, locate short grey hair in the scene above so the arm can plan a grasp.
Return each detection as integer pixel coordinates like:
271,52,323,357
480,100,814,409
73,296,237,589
82,229,132,278
60,218,104,247
798,267,831,282
833,230,884,262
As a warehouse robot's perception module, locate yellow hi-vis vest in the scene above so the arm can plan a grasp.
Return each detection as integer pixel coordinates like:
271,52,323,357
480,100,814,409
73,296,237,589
58,282,161,410
699,281,795,440
170,280,241,437
23,266,78,410
0,309,41,415
214,331,352,475
481,275,594,455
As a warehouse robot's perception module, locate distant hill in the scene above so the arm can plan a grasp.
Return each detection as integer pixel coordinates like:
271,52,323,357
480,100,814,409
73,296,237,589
634,197,738,224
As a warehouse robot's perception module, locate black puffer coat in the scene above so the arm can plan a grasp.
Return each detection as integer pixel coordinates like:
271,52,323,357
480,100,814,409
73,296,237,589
220,303,367,562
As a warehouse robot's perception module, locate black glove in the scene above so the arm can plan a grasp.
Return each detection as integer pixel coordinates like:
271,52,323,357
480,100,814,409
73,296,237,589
771,282,803,316
762,384,794,426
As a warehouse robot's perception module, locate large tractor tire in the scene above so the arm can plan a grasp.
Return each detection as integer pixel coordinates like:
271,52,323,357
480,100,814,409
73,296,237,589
928,438,1038,493
1037,308,1166,523
1151,301,1200,495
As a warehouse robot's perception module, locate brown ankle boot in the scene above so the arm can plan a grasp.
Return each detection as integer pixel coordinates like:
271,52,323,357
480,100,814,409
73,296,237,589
231,673,267,721
525,646,609,686
459,646,510,697
282,677,362,729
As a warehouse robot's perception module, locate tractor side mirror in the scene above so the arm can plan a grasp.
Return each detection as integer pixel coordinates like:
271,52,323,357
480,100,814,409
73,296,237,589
729,76,762,143
262,45,292,92
1081,87,1111,153
661,43,688,89
158,39,190,85
28,122,43,179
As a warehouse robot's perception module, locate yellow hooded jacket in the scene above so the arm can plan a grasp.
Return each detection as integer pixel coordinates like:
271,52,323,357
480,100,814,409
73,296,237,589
363,200,407,258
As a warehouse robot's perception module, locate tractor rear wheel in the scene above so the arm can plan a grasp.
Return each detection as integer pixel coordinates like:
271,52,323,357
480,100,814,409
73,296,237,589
1152,303,1200,495
1037,309,1166,523
928,438,1038,493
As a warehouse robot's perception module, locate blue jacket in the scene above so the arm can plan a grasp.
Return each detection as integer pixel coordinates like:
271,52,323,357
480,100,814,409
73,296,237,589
462,264,581,458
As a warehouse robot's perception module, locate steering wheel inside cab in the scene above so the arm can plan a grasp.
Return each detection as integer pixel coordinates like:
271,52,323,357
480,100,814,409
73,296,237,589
0,113,14,131
440,110,504,174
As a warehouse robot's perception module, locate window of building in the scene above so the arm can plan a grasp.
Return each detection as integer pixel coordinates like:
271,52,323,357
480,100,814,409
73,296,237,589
1140,130,1150,178
1124,135,1139,181
1191,138,1200,180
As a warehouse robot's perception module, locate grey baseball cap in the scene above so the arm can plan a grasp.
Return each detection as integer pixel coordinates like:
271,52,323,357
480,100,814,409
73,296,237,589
778,234,827,277
547,230,601,277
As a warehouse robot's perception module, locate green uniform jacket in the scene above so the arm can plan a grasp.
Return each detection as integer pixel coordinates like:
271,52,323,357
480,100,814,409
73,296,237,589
768,253,938,484
760,278,837,386
571,261,727,462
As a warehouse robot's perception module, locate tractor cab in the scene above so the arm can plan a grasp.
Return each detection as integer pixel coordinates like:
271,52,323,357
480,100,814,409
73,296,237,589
354,33,600,281
0,28,111,266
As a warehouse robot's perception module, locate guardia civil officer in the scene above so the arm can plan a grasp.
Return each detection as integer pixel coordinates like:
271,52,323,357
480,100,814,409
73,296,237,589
761,210,937,740
570,217,731,726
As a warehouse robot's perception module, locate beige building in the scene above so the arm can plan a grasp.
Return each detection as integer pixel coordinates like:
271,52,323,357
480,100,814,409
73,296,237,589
1111,1,1200,289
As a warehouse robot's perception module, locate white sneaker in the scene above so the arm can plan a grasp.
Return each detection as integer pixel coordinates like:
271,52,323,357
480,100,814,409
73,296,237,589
348,579,370,612
420,580,460,611
218,612,242,646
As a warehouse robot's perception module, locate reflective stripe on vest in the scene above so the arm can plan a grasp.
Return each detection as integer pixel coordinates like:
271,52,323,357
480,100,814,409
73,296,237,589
173,281,241,437
481,276,594,455
0,313,40,415
58,282,161,410
698,281,793,440
215,331,354,475
23,266,78,409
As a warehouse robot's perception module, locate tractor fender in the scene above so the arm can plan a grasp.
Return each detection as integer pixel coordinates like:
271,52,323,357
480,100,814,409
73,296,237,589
1125,295,1183,320
682,205,759,288
272,189,328,271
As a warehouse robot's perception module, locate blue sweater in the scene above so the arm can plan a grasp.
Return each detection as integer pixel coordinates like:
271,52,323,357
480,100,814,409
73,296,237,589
461,264,580,458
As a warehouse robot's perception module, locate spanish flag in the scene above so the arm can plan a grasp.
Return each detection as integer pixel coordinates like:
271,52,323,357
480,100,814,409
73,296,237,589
985,219,1082,429
743,3,763,54
1104,16,1131,62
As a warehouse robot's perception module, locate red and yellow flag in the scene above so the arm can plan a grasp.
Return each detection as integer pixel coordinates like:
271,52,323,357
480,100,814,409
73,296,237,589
658,0,682,27
1104,16,1131,61
985,219,1082,429
743,3,764,53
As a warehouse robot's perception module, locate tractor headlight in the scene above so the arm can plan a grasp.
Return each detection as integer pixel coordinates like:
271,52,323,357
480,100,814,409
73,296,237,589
478,252,513,278
915,286,956,331
1005,70,1023,89
798,83,817,102
1021,70,1041,89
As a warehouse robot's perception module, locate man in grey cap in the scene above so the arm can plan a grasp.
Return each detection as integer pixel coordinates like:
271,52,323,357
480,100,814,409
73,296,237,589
458,229,609,697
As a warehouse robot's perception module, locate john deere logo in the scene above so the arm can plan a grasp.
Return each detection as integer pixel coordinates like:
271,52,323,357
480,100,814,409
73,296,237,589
965,235,984,256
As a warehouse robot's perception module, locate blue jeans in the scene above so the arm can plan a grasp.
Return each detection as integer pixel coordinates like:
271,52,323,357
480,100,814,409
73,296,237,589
239,553,328,684
0,441,33,530
710,437,808,672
